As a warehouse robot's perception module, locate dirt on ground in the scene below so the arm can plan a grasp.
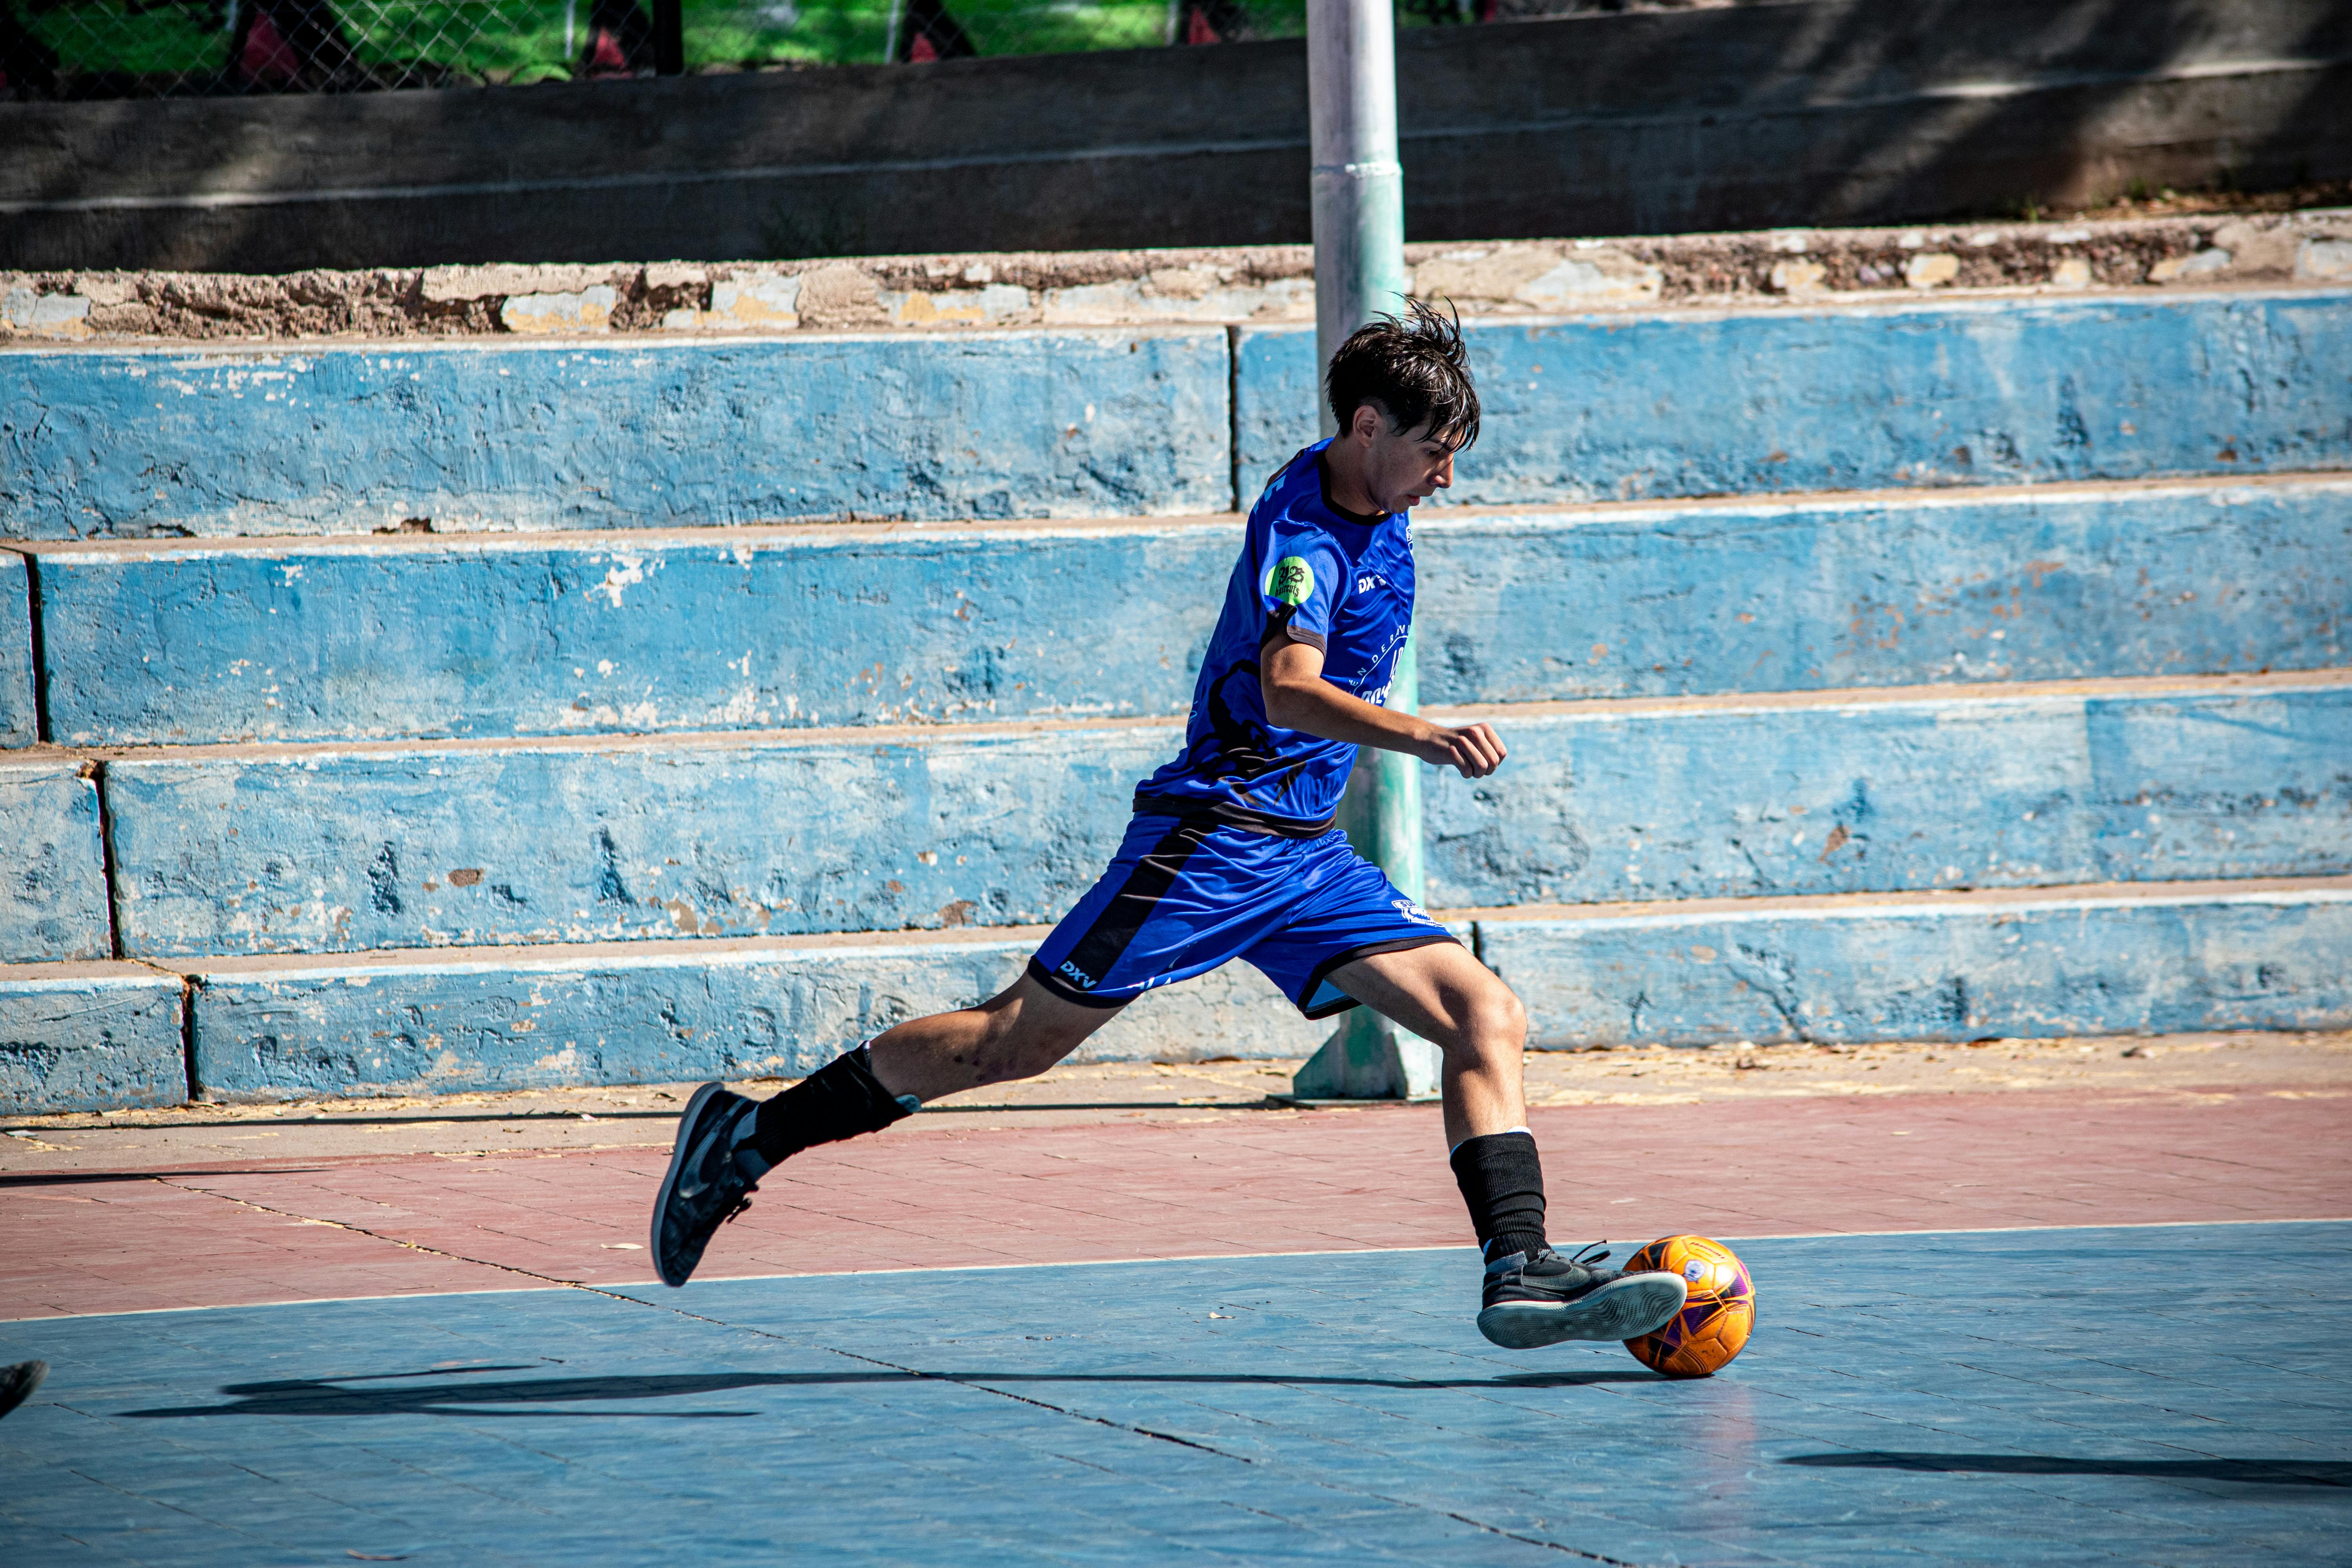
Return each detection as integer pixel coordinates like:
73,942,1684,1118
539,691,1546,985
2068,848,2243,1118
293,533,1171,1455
5,1030,2346,1174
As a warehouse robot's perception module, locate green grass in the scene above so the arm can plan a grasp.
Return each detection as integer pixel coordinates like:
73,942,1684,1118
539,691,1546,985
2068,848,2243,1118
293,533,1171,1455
31,0,1323,81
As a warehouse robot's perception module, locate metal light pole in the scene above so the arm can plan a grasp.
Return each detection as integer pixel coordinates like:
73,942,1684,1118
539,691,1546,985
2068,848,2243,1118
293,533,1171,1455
1289,0,1440,1103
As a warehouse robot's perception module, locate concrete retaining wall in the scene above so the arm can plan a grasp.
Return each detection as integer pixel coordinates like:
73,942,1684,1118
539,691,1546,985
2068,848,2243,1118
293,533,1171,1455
0,329,1230,541
1240,292,2352,505
0,964,186,1114
3,0,2345,272
97,675,2350,958
10,212,2349,348
29,475,2351,746
11,290,2349,543
1,761,111,964
1481,882,2352,1048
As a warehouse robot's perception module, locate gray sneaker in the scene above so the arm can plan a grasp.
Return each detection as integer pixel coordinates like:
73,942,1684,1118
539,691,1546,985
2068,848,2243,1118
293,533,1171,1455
650,1082,762,1288
1477,1243,1688,1349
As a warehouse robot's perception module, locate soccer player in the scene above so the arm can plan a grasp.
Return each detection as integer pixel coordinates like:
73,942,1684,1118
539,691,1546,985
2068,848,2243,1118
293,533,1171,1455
651,304,1688,1347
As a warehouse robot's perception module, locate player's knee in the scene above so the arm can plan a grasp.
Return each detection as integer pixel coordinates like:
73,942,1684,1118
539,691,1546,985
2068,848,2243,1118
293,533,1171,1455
1465,984,1526,1058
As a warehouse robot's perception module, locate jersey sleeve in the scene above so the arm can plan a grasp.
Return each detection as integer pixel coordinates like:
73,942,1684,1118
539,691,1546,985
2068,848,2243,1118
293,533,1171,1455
1256,524,1349,653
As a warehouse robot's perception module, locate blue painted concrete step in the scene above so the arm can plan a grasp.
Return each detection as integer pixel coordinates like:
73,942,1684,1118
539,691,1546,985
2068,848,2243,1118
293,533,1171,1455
1421,674,2352,909
30,474,2351,746
1479,879,2352,1050
102,876,2352,1101
0,961,186,1114
1,329,1233,541
94,672,2352,958
0,758,111,964
9,289,2345,543
1243,288,2352,505
170,928,1329,1102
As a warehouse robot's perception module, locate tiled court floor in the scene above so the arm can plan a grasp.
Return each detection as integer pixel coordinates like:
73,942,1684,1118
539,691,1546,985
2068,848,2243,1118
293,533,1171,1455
5,1224,2346,1566
9,1080,2351,1319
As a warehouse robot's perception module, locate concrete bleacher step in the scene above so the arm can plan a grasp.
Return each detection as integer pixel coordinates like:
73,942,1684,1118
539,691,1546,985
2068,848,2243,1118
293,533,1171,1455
64,670,2348,962
9,288,2345,543
1474,877,2352,1051
6,877,2343,1109
1239,289,2352,504
0,960,185,1112
20,472,2350,746
0,758,109,964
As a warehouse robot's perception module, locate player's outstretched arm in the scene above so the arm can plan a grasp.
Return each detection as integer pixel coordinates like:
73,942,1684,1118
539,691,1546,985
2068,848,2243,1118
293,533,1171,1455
1260,639,1505,779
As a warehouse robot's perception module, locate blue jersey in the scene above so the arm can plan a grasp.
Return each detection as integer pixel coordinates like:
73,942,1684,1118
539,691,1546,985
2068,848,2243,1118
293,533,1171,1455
1134,439,1416,832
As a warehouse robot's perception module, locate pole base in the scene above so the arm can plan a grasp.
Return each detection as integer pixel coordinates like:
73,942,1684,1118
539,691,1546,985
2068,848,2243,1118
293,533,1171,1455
1287,1009,1442,1102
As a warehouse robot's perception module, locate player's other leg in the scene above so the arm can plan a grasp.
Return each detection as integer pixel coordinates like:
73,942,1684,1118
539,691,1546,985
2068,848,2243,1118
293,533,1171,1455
1330,941,1688,1347
651,972,1115,1287
652,810,1269,1287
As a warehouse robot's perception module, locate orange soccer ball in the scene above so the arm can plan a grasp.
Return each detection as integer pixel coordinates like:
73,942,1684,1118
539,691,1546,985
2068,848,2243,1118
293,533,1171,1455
1622,1234,1755,1378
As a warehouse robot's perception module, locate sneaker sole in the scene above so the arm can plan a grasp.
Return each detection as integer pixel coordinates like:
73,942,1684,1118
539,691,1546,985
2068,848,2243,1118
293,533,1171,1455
649,1080,731,1288
1477,1272,1689,1349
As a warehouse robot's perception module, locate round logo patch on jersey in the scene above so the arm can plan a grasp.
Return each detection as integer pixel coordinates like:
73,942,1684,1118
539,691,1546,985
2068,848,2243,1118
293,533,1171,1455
1264,555,1316,606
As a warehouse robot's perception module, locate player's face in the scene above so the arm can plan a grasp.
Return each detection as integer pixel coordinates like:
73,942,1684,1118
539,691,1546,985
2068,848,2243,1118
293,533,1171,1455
1359,411,1459,514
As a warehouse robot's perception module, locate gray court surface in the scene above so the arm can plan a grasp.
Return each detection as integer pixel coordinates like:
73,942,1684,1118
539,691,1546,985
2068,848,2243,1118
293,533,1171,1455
5,1223,2347,1565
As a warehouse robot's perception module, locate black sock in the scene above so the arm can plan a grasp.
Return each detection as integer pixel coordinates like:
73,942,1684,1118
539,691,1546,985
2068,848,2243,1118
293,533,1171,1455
1449,1129,1549,1263
748,1045,913,1169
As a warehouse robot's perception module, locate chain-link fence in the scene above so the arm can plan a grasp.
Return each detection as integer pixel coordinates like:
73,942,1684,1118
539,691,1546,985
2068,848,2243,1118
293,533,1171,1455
0,0,1719,99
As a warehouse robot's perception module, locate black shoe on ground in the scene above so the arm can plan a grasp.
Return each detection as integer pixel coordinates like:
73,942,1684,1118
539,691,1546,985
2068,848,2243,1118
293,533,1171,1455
0,1359,47,1420
1476,1243,1687,1348
650,1082,762,1288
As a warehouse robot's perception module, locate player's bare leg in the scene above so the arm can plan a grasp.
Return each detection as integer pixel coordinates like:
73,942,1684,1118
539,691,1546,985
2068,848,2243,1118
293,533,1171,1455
864,973,1116,1101
1327,939,1526,1147
1334,941,1687,1347
650,975,1116,1285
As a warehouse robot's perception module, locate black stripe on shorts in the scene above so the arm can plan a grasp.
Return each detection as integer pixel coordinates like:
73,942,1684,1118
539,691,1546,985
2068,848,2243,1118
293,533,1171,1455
1027,818,1213,1007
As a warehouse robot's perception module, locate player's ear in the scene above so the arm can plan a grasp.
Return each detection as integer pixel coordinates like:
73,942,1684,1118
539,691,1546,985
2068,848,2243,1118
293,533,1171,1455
1349,401,1387,444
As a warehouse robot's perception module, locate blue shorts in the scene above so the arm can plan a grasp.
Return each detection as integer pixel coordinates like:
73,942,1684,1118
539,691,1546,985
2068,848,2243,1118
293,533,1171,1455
1028,813,1458,1018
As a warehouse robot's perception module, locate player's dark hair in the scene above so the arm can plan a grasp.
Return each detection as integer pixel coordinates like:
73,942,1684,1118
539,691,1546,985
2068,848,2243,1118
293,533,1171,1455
1324,298,1481,450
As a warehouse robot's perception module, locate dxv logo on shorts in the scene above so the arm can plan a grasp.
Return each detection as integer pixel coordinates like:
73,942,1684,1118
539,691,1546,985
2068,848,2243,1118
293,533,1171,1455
1058,959,1097,989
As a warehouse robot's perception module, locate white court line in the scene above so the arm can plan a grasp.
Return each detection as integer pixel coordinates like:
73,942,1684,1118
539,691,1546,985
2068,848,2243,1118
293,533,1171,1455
9,1215,2348,1324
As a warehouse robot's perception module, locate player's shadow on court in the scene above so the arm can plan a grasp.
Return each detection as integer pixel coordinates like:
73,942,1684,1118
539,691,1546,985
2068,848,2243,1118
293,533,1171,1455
121,1364,1655,1419
1785,1453,2352,1489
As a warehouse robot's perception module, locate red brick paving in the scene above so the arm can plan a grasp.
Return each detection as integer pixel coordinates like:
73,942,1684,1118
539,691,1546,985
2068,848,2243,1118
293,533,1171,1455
7,1086,2348,1320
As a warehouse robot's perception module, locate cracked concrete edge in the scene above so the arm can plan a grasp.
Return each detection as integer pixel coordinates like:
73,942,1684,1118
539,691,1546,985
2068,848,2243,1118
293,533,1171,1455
5,211,2349,345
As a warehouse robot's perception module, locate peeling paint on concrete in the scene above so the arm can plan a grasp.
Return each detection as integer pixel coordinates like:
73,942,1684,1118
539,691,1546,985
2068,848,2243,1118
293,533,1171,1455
3,330,1233,539
181,935,1327,1099
499,286,617,334
1414,477,2352,704
96,677,2351,958
1236,290,2352,505
102,724,1176,957
1420,678,2352,908
0,964,186,1112
34,476,2348,746
35,523,1235,744
0,761,113,963
0,552,35,747
1482,883,2352,1048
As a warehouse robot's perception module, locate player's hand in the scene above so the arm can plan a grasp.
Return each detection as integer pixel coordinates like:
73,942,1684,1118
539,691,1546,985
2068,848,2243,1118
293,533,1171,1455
1423,721,1506,778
